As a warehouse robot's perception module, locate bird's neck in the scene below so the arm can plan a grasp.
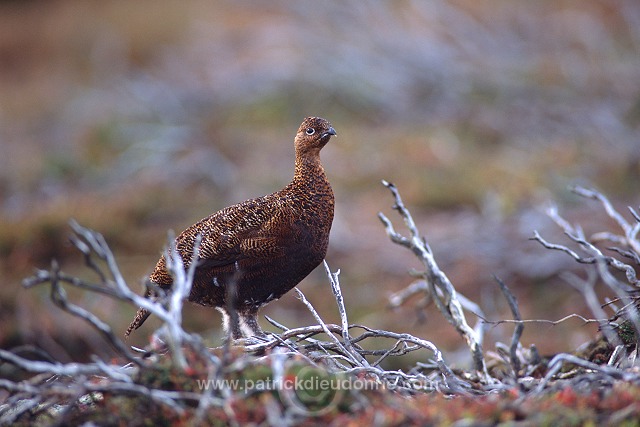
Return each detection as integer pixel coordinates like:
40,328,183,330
292,153,328,189
289,152,334,232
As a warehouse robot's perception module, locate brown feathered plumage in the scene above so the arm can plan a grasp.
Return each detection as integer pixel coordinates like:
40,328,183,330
126,117,336,339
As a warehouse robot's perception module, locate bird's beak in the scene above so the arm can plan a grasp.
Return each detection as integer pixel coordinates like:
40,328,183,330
323,127,337,138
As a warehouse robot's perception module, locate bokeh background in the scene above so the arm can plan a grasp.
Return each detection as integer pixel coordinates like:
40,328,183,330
1,0,639,367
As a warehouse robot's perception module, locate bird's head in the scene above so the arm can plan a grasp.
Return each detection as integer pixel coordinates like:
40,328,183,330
294,117,337,154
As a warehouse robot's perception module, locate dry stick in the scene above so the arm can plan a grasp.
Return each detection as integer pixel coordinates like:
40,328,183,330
24,268,128,300
194,360,226,423
323,260,370,367
534,353,633,394
560,269,614,337
572,186,640,256
36,260,142,365
259,322,432,358
546,199,638,287
0,348,126,378
257,325,370,360
263,291,462,390
370,341,407,368
606,245,640,264
389,278,488,341
253,320,356,357
378,180,488,376
350,325,472,394
24,222,215,374
532,189,640,377
91,355,134,383
606,345,628,367
1,377,203,416
86,222,212,366
294,288,354,368
0,391,41,425
269,323,350,361
455,293,488,345
482,313,601,328
160,233,202,370
533,230,625,344
69,220,130,297
6,224,243,420
388,280,431,308
535,199,640,340
494,276,523,377
60,222,187,338
163,235,226,420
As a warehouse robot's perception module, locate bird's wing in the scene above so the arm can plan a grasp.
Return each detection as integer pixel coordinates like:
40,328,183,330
176,196,297,269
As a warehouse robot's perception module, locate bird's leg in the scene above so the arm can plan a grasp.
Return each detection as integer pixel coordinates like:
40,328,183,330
216,307,243,340
239,310,265,338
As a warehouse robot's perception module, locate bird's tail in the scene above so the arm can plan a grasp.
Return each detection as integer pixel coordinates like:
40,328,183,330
126,258,171,339
125,307,151,339
125,284,156,339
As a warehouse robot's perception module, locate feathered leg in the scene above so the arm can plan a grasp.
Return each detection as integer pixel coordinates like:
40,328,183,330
217,307,243,340
239,310,265,338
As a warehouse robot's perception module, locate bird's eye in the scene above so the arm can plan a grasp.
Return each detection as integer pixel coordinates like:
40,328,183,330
305,128,315,135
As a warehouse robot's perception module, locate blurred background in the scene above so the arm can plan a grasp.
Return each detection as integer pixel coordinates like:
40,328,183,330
1,0,639,368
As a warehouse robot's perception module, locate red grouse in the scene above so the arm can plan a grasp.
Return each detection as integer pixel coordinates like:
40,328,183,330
126,117,336,339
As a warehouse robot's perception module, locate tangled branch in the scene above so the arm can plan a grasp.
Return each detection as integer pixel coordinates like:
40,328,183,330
377,180,488,376
4,184,640,425
1,217,477,424
532,186,640,349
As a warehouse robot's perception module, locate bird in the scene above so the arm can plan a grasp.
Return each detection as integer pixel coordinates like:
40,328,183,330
125,117,336,340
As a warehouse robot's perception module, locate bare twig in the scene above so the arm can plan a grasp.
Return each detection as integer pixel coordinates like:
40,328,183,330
571,186,640,256
561,270,618,343
0,348,128,378
494,276,523,377
535,353,633,393
483,313,601,327
23,221,213,371
542,200,639,287
533,188,640,342
388,280,431,308
294,288,353,368
323,260,369,367
378,180,488,376
5,218,492,425
159,232,202,369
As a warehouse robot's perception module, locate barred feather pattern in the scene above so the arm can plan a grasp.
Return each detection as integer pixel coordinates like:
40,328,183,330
126,117,336,339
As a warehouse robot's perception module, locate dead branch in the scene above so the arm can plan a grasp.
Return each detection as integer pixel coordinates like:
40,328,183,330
22,220,209,370
494,276,523,377
571,186,640,256
482,313,601,328
4,219,488,425
540,201,638,287
0,348,130,379
157,232,203,369
535,353,635,394
244,259,473,392
323,260,370,367
12,183,640,425
532,187,640,344
294,287,354,369
377,180,488,376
